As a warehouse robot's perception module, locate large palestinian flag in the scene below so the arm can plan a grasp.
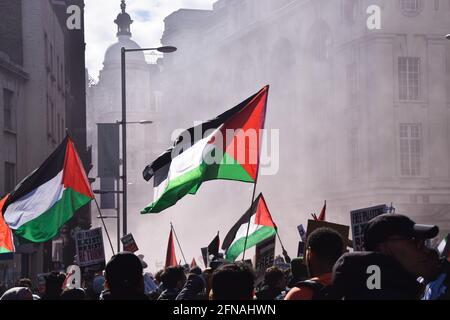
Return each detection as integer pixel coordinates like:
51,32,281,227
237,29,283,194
1,136,93,243
141,86,269,214
222,193,277,262
0,195,14,253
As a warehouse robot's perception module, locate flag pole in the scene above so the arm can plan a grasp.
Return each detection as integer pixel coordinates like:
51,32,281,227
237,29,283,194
93,197,116,255
242,86,269,261
171,222,187,265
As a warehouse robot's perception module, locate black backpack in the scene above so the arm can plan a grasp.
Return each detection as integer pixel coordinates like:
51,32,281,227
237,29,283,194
295,280,333,300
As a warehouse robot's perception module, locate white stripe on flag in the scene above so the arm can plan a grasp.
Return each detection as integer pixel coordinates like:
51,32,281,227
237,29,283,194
4,171,65,229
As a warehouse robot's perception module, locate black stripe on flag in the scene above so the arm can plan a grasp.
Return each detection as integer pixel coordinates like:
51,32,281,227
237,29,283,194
142,90,261,182
221,193,263,251
2,137,67,215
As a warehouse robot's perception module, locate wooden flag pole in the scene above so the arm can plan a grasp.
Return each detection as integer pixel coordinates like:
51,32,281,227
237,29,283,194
171,222,187,265
242,86,269,261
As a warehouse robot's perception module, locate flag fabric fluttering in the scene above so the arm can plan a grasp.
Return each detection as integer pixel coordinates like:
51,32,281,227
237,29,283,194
141,86,269,214
222,193,277,262
165,229,178,268
190,258,198,269
207,232,220,260
312,200,326,221
0,195,14,254
1,136,93,243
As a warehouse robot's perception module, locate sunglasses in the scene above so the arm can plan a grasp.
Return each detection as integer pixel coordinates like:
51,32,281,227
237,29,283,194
385,236,425,249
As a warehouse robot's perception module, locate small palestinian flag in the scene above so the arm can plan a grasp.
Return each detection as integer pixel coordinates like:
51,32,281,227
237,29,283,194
1,136,93,243
222,193,277,262
142,86,269,214
0,195,14,253
165,229,178,268
190,258,198,269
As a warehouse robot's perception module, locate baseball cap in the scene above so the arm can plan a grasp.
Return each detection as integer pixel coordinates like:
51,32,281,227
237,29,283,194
363,214,439,251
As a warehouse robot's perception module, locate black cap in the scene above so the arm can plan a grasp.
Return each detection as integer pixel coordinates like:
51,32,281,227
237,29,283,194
363,214,439,251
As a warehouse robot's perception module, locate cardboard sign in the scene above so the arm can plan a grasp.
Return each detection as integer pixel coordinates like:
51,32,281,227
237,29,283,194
350,204,388,251
255,236,276,274
121,233,139,253
75,227,106,270
297,224,306,242
255,235,276,274
297,241,305,258
305,220,350,256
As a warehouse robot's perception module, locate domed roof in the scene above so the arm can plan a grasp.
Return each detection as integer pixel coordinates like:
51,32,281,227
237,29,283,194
103,36,146,66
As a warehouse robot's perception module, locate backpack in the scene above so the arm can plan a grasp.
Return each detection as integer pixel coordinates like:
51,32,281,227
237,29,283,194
295,280,333,300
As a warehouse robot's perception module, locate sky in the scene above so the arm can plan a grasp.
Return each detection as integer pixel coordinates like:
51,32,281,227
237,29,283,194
85,0,216,80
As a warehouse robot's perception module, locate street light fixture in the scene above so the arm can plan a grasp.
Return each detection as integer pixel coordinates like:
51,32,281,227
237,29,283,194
116,120,154,125
121,45,177,239
446,34,450,40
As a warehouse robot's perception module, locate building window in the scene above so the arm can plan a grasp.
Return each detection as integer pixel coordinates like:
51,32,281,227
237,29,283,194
3,89,15,131
400,0,422,16
47,95,51,136
343,0,358,25
399,57,420,100
349,127,359,178
51,101,55,139
347,63,357,106
44,33,49,70
400,124,422,176
4,162,16,193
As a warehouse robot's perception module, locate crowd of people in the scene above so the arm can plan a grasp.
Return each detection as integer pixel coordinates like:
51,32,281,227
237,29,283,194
0,214,449,300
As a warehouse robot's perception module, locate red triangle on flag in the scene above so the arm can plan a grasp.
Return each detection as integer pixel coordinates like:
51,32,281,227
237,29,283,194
254,194,276,228
165,229,178,268
0,195,14,253
190,258,197,269
318,200,326,221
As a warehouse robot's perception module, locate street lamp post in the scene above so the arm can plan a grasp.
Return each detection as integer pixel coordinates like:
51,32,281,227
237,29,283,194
120,45,177,239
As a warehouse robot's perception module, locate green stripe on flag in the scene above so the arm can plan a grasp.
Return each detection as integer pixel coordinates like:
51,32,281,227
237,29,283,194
225,226,276,262
142,163,207,214
0,247,12,254
203,151,254,183
14,188,91,242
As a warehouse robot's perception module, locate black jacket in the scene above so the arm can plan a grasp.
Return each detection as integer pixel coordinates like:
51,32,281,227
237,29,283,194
331,252,422,300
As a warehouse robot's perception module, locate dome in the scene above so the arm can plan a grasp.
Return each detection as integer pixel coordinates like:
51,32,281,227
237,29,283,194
103,36,146,65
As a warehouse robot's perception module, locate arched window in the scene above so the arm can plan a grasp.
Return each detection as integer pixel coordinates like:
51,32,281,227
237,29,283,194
343,0,359,25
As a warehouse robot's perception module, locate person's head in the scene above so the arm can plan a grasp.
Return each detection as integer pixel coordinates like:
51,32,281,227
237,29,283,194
211,262,255,300
0,287,33,300
290,257,308,281
154,269,164,285
104,252,144,296
189,266,202,275
18,278,32,289
44,272,66,299
60,288,86,300
160,266,186,290
305,228,345,277
364,214,439,280
264,266,285,290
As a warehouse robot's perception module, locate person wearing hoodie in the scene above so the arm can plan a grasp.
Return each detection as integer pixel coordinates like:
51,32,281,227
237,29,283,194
175,272,206,300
